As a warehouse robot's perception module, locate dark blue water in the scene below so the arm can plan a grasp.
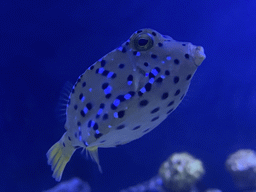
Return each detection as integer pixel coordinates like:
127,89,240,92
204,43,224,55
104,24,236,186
1,1,256,192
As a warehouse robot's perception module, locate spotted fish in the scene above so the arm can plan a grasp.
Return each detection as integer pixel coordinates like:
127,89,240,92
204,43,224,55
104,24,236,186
46,28,206,181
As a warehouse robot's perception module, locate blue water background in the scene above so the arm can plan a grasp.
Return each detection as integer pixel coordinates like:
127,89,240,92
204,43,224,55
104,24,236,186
1,1,256,192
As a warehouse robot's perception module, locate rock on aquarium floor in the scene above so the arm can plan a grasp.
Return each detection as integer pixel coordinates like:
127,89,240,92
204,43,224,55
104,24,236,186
44,149,256,192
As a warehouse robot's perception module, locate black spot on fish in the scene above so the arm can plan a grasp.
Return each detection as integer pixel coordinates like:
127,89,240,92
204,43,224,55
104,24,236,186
118,110,125,118
93,123,98,130
167,101,174,107
105,93,111,99
174,76,179,84
144,62,149,67
149,72,155,78
77,121,81,126
133,51,137,55
174,59,180,64
103,113,108,120
68,136,71,141
111,103,117,110
145,83,152,92
117,124,125,130
100,103,105,108
95,133,103,139
155,67,161,73
111,73,117,79
117,95,125,102
122,47,127,53
89,66,94,70
127,75,133,81
102,70,109,76
143,128,150,133
151,107,160,114
151,116,159,122
88,120,92,127
151,54,157,59
79,93,83,100
152,32,156,36
102,83,109,90
174,89,180,96
119,64,125,69
86,103,92,110
156,77,163,83
158,43,163,47
162,92,168,100
74,105,78,110
129,91,135,96
165,70,170,76
150,107,160,113
63,142,65,147
132,125,141,130
185,54,189,59
167,108,174,114
140,100,148,107
186,74,192,80
80,110,85,117
101,60,106,67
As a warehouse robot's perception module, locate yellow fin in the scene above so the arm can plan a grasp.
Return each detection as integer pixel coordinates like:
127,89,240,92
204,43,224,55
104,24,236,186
87,146,102,173
46,133,76,181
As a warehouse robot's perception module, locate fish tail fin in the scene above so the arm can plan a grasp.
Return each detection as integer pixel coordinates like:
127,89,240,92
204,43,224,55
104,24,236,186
87,146,102,173
46,132,76,181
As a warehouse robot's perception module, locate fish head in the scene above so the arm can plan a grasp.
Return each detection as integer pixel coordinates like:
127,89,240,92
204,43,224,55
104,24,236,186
126,28,206,83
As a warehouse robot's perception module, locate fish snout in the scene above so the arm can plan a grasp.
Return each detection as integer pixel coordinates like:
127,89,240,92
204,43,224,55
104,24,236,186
188,44,206,67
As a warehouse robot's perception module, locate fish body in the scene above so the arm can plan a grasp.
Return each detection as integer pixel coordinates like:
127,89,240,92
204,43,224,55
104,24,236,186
47,28,206,181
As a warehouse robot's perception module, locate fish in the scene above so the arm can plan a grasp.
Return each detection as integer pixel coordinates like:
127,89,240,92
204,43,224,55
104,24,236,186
46,28,206,181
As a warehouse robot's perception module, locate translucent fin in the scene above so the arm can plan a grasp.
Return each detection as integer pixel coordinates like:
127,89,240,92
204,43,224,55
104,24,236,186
87,146,102,173
46,133,76,181
54,81,73,123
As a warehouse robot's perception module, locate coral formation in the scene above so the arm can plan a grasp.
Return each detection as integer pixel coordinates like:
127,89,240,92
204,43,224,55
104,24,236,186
226,149,256,191
43,177,91,192
204,189,222,192
119,175,165,192
120,152,205,192
44,149,256,192
158,152,205,192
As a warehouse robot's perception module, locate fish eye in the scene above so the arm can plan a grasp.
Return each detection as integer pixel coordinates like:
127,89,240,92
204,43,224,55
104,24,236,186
134,33,154,51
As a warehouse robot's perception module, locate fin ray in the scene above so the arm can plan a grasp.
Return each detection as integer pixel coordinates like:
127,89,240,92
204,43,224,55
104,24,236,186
46,133,76,181
54,81,73,123
87,146,102,173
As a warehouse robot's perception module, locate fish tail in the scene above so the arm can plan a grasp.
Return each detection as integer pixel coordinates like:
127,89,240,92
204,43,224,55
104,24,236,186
46,132,76,181
87,146,102,173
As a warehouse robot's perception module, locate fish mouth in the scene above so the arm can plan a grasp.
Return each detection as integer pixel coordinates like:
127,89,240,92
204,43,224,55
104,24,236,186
188,43,206,67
